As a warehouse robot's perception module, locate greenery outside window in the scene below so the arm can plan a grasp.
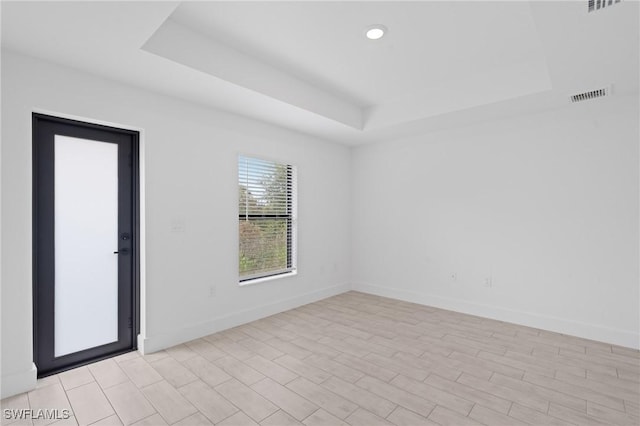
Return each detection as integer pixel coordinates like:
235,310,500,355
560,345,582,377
238,155,297,282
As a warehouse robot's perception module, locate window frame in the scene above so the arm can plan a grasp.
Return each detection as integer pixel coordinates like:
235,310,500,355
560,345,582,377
237,155,297,284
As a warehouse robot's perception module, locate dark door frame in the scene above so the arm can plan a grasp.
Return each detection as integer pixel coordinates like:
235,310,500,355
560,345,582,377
32,113,140,377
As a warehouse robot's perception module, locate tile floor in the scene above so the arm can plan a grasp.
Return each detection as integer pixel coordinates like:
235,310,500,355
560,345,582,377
2,291,639,426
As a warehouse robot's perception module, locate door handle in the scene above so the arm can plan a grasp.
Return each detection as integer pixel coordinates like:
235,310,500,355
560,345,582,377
113,248,129,255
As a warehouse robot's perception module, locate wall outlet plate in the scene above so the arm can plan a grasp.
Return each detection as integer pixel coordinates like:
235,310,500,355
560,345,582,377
170,217,186,233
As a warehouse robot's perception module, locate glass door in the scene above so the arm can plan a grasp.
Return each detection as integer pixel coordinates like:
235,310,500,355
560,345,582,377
33,114,138,376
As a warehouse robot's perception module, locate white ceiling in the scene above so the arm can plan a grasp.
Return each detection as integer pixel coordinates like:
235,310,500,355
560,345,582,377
2,1,638,145
169,2,549,107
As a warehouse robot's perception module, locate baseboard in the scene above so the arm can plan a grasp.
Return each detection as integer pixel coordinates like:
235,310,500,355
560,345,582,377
1,363,37,399
353,283,640,350
139,283,350,354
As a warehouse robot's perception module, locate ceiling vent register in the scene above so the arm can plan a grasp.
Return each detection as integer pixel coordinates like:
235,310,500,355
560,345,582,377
588,0,621,13
570,88,610,103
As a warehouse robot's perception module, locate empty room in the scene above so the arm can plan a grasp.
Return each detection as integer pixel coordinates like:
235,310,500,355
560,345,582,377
1,1,638,425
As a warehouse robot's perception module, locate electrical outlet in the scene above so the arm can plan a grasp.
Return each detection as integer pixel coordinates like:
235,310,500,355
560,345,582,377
484,277,492,288
208,285,216,297
170,217,186,233
450,273,457,281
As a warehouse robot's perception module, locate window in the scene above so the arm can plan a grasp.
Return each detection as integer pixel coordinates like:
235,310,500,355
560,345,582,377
238,155,297,282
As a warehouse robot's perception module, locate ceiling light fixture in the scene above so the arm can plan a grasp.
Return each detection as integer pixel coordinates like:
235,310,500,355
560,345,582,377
365,25,387,40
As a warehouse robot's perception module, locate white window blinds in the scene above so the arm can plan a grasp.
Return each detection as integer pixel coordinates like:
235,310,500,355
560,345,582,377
238,155,297,281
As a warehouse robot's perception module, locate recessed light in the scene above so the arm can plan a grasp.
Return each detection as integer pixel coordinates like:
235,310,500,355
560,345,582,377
365,25,387,40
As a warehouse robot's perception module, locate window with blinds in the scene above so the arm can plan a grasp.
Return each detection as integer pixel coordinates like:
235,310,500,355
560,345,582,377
238,155,297,282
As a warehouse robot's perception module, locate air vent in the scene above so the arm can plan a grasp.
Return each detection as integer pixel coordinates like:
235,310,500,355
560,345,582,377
589,0,621,13
571,88,610,103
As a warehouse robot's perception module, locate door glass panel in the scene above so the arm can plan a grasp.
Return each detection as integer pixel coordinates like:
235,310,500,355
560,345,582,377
54,135,118,357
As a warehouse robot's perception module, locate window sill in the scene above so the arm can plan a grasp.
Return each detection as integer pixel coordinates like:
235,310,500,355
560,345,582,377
239,271,297,287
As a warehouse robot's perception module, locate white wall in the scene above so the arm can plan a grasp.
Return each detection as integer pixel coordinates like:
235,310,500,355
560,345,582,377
352,94,639,349
1,51,351,398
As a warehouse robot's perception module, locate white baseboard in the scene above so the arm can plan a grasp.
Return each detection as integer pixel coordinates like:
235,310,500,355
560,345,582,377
1,363,37,399
353,283,640,350
139,283,350,354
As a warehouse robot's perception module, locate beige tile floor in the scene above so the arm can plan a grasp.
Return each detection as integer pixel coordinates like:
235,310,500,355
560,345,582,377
2,291,639,426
